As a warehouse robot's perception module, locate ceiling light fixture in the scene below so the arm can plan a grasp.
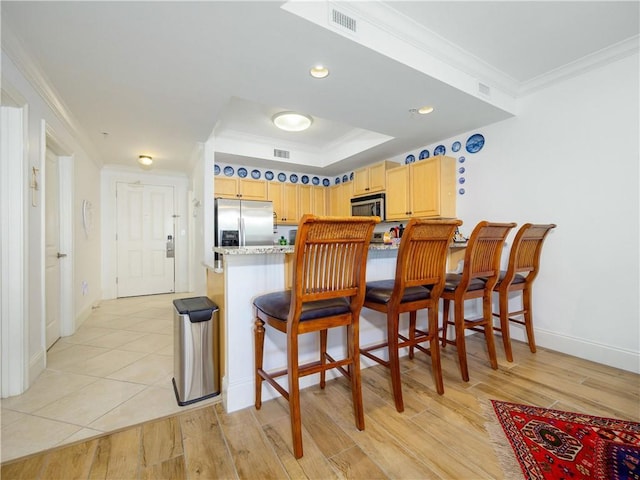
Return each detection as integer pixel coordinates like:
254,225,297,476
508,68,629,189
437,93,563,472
272,111,313,132
309,65,329,79
417,105,434,115
138,155,153,166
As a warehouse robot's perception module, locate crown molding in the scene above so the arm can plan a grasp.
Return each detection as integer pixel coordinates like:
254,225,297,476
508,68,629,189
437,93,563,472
2,22,103,168
518,35,640,96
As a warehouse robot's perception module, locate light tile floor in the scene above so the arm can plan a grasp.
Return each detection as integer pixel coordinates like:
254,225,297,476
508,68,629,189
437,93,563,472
1,293,221,462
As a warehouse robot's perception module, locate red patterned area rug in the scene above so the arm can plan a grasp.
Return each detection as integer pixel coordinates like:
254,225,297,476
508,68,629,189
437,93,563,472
487,400,640,480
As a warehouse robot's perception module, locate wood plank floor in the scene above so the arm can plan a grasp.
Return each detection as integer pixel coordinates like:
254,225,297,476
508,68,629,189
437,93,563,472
2,334,638,479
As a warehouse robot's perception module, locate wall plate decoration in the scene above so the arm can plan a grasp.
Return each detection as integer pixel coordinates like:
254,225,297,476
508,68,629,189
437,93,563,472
434,145,446,156
419,149,430,160
290,174,298,183
405,154,415,164
465,133,485,153
237,167,248,178
82,199,93,237
452,141,461,152
312,176,320,185
251,169,261,179
459,156,466,163
335,177,341,185
301,175,309,184
265,171,274,180
214,164,220,175
223,166,234,176
350,172,354,181
277,173,286,182
342,174,348,183
322,178,330,187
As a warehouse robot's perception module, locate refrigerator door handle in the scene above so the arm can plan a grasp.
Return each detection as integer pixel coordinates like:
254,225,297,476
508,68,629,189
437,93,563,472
240,217,245,246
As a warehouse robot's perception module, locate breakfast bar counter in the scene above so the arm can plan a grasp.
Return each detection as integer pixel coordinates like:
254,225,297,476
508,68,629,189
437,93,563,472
207,243,466,413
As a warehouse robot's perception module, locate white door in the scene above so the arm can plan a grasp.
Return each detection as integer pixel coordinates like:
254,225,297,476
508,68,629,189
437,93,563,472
45,149,62,349
116,182,175,297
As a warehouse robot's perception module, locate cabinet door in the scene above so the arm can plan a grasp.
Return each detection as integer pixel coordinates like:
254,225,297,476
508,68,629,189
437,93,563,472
411,159,440,217
299,184,313,217
239,179,267,200
329,185,341,216
385,166,410,220
268,183,284,223
312,186,328,216
214,177,240,198
368,162,387,193
353,166,370,196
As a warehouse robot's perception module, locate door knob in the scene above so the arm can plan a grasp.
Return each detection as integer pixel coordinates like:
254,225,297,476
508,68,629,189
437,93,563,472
57,252,67,258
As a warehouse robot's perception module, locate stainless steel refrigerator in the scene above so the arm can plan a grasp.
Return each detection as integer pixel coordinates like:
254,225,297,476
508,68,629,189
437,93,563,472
214,198,274,247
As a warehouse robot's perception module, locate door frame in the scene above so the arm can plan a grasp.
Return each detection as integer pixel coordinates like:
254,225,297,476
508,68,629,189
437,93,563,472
42,123,74,342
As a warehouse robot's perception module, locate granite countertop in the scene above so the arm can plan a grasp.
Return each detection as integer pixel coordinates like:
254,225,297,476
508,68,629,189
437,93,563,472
213,242,467,255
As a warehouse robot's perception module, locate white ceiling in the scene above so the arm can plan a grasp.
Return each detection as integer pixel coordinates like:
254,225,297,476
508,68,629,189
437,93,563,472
2,1,638,176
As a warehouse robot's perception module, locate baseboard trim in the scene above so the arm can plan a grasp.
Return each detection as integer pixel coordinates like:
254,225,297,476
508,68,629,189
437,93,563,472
29,348,46,384
535,328,639,374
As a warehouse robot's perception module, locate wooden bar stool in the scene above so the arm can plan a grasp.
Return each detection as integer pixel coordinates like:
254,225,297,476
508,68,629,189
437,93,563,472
360,218,461,412
491,223,557,361
253,214,379,459
440,221,516,382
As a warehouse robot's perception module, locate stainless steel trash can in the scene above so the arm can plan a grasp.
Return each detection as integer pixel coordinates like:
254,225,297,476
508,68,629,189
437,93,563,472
172,297,220,406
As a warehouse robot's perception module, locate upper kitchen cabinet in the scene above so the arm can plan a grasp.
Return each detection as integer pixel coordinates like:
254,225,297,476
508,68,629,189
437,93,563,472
269,182,298,224
386,156,456,220
329,181,353,216
215,177,268,201
299,184,328,217
353,160,399,196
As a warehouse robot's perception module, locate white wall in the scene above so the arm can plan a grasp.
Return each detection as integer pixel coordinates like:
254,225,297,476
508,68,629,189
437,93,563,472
100,166,190,299
1,52,103,388
391,53,640,372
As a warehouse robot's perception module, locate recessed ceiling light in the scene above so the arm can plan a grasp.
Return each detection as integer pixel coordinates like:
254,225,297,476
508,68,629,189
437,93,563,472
272,111,313,132
417,105,434,115
309,65,329,79
138,155,153,166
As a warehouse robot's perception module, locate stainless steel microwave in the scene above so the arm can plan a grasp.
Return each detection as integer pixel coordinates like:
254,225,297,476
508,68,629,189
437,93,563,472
351,193,385,220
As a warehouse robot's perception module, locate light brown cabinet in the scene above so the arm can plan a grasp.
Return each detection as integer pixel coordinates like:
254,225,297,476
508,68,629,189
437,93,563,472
270,183,330,224
214,177,268,200
353,160,399,196
329,182,353,216
385,156,456,220
269,182,298,224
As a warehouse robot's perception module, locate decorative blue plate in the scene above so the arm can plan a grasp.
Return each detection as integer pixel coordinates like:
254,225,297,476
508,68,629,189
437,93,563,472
290,174,298,183
459,177,466,184
465,133,485,153
335,177,341,185
458,156,466,163
238,167,247,178
251,169,261,179
322,178,330,187
312,176,320,185
405,154,415,164
265,170,274,180
458,167,465,174
350,172,354,181
214,164,220,175
452,141,461,152
301,175,309,184
342,174,348,183
434,145,446,156
223,166,234,177
459,188,465,195
419,149,430,160
278,173,286,182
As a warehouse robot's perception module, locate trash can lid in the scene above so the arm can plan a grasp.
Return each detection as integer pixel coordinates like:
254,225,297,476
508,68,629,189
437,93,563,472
173,297,218,323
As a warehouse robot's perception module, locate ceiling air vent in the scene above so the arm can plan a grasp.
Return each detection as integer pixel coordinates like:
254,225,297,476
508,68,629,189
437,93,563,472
478,82,491,97
331,8,357,33
273,149,290,159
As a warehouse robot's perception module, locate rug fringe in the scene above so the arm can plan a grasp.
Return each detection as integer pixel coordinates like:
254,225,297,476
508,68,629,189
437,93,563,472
481,399,527,480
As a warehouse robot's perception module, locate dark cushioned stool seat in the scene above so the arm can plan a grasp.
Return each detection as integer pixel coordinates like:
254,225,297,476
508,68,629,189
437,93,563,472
444,273,486,292
253,291,351,322
365,279,431,305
